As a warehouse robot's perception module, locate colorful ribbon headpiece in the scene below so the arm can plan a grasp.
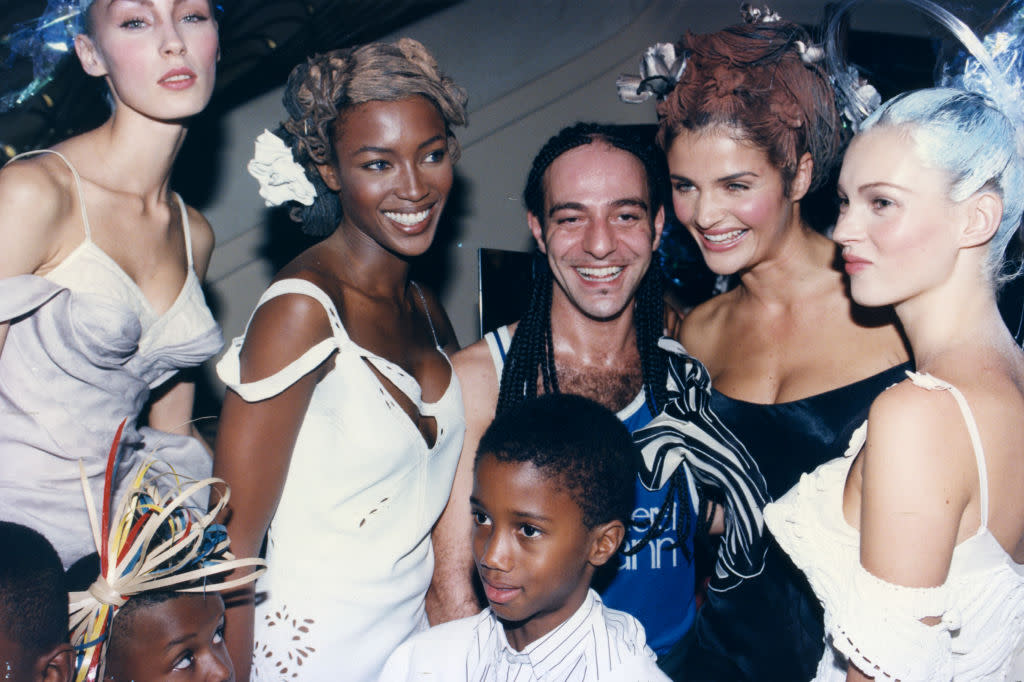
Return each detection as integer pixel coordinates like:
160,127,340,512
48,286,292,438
69,420,266,682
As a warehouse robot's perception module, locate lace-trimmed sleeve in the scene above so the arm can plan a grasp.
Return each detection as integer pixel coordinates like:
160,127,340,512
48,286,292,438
830,562,958,681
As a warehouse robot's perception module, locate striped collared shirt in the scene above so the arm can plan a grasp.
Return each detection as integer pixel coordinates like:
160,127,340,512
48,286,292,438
380,590,669,681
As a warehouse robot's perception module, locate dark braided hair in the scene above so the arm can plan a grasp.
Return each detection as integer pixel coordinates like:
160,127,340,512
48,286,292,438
497,122,687,559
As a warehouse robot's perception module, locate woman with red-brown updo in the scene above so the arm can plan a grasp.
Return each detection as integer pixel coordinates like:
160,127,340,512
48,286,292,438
621,11,909,680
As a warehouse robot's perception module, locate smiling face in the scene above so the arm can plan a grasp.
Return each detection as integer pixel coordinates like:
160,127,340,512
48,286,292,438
528,143,664,322
834,126,965,308
667,126,811,276
471,454,615,650
75,0,219,122
318,96,453,258
104,594,232,682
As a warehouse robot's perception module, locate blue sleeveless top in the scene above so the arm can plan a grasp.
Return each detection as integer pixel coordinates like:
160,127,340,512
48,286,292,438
485,326,697,656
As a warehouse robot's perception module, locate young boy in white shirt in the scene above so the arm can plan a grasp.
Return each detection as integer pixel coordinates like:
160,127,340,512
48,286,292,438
381,393,670,681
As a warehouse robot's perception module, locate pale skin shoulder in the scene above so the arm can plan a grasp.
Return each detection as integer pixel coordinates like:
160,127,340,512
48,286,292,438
844,379,980,682
0,153,78,270
677,286,732,359
214,267,338,682
0,155,87,352
426,324,512,623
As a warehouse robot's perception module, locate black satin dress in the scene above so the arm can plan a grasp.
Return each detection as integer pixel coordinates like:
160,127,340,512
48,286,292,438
680,361,912,681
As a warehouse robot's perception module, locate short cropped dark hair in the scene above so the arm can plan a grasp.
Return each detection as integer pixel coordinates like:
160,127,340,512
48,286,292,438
0,522,67,656
477,393,636,527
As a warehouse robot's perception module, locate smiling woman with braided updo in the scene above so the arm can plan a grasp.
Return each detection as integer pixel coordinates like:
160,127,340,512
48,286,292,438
619,12,910,681
212,39,468,681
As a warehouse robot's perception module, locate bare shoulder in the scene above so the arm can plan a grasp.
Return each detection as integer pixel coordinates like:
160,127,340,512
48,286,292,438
863,378,976,494
453,335,499,405
0,155,77,276
452,323,518,426
182,203,215,278
679,291,729,356
238,273,336,382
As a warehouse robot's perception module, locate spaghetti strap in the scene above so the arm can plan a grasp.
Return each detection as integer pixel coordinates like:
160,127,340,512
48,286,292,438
173,193,194,269
217,278,348,402
7,149,92,240
410,281,440,349
906,371,990,526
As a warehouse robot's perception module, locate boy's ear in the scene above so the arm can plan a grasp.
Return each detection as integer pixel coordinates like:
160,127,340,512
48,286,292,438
36,643,74,682
587,520,626,568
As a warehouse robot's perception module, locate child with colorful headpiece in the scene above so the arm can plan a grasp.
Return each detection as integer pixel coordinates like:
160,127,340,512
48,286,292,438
67,422,265,682
764,1,1024,679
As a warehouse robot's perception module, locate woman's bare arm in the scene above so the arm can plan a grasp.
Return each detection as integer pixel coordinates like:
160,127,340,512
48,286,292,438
0,159,74,355
845,384,972,681
213,291,333,681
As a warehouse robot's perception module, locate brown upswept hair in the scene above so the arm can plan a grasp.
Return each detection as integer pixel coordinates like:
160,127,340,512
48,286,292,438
276,38,468,236
656,22,842,194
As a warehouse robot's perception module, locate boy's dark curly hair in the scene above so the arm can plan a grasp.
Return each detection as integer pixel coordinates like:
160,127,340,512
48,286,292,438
477,393,636,529
0,522,66,657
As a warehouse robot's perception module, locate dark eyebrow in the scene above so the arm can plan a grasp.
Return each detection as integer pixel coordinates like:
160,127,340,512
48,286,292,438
163,632,198,652
352,135,446,157
512,510,554,523
610,197,649,211
670,171,759,184
719,171,758,182
547,197,648,218
468,497,553,523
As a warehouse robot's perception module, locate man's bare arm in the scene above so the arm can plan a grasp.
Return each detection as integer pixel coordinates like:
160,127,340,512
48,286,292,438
427,338,500,623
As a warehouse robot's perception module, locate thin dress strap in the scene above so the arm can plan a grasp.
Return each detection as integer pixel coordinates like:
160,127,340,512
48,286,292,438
410,281,440,349
7,149,92,239
907,371,990,526
173,193,194,269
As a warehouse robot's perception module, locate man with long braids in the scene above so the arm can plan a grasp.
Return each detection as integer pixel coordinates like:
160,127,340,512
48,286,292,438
429,122,698,675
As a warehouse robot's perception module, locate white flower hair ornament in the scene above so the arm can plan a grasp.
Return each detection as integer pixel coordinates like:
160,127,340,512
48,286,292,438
69,420,266,682
247,129,318,207
616,42,689,104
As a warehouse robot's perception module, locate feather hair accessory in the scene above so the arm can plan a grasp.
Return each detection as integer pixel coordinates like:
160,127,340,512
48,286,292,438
69,420,266,682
